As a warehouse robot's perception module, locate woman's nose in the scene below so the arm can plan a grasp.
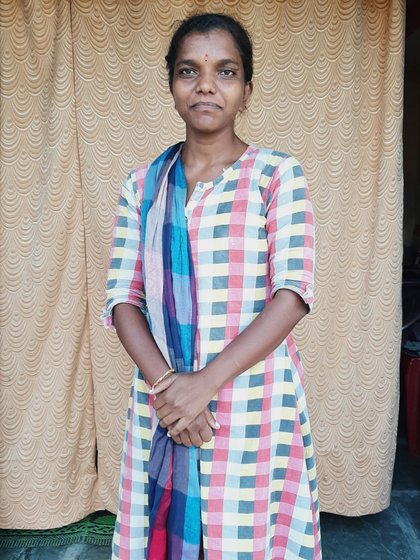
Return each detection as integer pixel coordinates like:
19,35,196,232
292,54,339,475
196,72,216,94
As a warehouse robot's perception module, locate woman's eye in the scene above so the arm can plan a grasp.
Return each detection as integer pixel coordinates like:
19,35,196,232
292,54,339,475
219,69,235,77
179,68,196,76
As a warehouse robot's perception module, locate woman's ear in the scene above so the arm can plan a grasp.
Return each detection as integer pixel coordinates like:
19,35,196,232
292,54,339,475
241,81,253,111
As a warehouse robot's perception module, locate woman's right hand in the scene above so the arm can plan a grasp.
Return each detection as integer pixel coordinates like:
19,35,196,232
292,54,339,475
169,407,219,447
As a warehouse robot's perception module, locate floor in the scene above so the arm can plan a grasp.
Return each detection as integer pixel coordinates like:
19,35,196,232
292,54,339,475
320,440,420,559
0,438,419,560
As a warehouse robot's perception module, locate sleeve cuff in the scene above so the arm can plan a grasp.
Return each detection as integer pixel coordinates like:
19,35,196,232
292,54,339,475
101,297,148,329
271,278,314,313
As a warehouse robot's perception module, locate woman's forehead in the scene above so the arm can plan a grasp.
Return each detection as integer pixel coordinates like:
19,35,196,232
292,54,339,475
176,30,241,60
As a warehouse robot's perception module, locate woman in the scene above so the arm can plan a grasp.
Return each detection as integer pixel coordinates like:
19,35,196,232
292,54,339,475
103,13,321,560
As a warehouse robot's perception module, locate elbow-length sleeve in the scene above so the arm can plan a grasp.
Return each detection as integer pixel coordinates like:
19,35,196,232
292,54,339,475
265,155,315,311
101,168,147,328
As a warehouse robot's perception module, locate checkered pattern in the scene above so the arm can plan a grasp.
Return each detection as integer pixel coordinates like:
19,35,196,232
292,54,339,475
103,146,321,559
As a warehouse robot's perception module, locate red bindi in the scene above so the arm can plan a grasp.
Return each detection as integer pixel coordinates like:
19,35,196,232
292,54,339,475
204,53,208,62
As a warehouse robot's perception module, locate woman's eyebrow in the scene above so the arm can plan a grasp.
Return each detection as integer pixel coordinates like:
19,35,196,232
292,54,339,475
175,58,240,67
176,59,197,67
218,58,240,66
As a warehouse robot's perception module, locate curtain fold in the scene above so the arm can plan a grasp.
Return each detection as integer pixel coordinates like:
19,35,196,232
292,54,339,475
0,0,404,528
1,0,97,529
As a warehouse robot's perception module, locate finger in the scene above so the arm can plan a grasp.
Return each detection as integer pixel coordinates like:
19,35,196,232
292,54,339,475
152,388,178,411
155,404,178,424
168,418,189,438
171,434,182,444
199,426,213,443
153,396,166,411
149,374,177,395
154,403,171,419
158,411,181,429
187,428,204,447
167,426,182,445
203,407,220,430
167,423,180,444
186,422,205,447
179,430,192,447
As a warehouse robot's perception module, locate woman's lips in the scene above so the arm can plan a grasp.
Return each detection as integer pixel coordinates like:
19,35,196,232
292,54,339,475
191,102,222,110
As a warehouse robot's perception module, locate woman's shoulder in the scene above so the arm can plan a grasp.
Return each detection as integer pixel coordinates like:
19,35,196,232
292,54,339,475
120,163,151,205
125,163,150,187
124,143,181,194
248,147,306,195
249,146,304,174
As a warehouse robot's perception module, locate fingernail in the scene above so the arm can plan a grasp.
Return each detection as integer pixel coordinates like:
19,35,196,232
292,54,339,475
167,431,171,437
215,422,221,429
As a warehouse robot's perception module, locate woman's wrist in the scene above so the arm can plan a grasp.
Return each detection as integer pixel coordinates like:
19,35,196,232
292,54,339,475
149,368,175,394
199,364,229,396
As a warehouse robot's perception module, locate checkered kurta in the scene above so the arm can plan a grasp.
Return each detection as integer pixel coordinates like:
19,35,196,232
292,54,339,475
103,145,322,560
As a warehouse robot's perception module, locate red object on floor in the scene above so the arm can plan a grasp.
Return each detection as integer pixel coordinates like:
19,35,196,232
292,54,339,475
401,352,420,456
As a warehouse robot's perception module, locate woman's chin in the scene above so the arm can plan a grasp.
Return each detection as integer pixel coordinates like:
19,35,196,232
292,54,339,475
186,117,235,136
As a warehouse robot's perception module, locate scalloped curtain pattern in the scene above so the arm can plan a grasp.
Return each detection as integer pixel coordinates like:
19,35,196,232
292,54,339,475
0,0,404,529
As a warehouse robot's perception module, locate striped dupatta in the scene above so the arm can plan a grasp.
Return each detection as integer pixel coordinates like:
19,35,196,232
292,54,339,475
141,143,201,559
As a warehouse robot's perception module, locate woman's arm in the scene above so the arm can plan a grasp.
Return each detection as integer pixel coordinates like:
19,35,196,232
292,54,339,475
153,288,308,436
105,172,218,446
203,288,307,389
113,303,169,387
113,302,219,445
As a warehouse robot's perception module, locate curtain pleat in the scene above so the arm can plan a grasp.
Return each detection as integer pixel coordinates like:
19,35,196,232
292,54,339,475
1,0,97,529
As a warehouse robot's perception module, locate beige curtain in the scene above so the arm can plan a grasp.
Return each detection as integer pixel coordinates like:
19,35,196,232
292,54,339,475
0,0,404,528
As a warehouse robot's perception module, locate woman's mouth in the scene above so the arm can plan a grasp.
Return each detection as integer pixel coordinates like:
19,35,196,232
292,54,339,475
191,102,222,110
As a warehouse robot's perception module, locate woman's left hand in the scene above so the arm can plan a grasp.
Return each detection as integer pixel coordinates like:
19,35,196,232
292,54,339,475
169,407,220,447
151,371,216,437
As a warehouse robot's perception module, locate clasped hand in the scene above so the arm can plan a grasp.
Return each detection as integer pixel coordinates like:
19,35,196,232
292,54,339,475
151,371,219,447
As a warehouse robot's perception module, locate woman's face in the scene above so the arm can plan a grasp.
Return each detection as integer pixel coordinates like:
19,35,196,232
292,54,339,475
171,30,252,135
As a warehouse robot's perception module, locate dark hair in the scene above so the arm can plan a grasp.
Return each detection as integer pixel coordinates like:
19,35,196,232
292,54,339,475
165,13,253,90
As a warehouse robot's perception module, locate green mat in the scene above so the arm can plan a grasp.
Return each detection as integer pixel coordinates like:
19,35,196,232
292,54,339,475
0,511,115,549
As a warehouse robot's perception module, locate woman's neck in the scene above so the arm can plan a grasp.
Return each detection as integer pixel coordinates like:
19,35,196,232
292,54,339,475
182,130,247,174
181,131,248,201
